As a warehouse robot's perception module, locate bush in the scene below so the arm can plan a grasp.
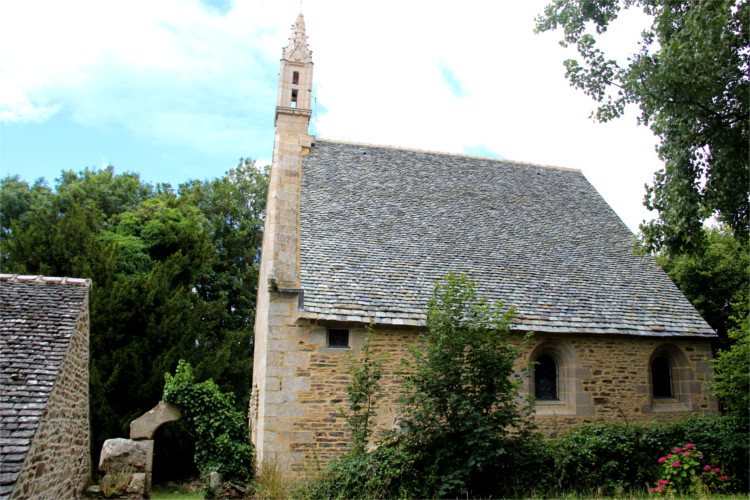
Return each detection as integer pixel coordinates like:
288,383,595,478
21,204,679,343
550,422,658,494
649,443,730,495
400,273,534,497
302,441,418,499
549,415,748,495
162,360,254,487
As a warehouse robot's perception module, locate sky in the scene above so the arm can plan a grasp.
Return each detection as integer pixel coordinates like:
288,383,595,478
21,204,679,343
0,0,661,232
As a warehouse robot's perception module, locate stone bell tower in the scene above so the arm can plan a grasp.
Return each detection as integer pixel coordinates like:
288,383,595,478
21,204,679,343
266,12,313,290
250,14,314,467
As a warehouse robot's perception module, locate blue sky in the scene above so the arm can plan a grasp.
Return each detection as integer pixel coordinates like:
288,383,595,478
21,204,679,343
0,0,659,231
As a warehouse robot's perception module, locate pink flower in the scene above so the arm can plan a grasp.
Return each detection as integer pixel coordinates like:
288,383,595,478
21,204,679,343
672,462,681,467
720,476,729,481
701,474,708,479
684,443,695,449
674,447,682,453
667,454,673,458
650,486,665,492
713,468,721,473
658,457,667,464
697,453,704,458
704,465,713,471
657,480,669,485
683,452,691,457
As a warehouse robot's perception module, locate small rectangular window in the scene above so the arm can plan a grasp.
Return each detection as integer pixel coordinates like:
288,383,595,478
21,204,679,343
328,329,349,348
291,89,298,108
292,71,300,85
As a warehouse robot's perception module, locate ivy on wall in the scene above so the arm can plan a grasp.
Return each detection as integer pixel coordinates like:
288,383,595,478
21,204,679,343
163,360,254,485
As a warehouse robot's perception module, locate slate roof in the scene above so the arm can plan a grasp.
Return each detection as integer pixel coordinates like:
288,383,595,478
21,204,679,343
0,275,90,499
298,139,714,337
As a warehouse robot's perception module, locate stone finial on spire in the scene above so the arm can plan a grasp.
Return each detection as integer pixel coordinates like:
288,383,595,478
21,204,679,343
275,13,313,122
282,14,312,63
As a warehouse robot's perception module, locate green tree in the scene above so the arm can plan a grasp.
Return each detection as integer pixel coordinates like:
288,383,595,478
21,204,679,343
343,325,385,456
177,159,269,393
655,226,749,341
401,273,533,497
0,162,268,477
0,175,52,243
712,294,749,423
536,0,749,253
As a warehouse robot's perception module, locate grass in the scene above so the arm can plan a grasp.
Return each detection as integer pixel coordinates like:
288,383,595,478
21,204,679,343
253,457,304,499
150,481,204,500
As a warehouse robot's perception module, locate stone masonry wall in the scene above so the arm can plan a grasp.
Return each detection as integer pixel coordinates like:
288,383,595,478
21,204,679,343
525,334,717,437
11,297,91,499
253,319,717,470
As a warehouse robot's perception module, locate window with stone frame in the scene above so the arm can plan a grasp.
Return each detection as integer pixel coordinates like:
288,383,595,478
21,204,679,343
327,328,350,348
534,353,558,400
651,356,673,398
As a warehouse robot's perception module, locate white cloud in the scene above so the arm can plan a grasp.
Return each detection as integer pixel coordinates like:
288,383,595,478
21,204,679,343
0,0,661,231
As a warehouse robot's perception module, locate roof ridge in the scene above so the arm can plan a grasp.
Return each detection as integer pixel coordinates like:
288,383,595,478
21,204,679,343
0,274,91,287
313,137,581,173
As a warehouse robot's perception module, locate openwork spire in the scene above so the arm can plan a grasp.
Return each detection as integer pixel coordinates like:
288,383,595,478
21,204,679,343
282,14,312,63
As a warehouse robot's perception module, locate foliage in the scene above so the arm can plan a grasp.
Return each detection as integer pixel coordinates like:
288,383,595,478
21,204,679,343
342,324,386,455
550,421,660,494
0,162,268,474
549,415,748,495
301,441,418,500
649,443,730,495
400,272,533,497
536,0,749,254
99,470,134,498
655,226,749,340
162,360,254,484
252,457,302,500
712,294,750,422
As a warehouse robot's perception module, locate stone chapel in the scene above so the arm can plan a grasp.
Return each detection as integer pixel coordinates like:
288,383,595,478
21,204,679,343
249,14,718,470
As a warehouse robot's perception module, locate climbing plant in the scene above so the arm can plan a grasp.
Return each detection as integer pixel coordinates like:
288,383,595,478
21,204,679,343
162,360,254,485
342,324,386,455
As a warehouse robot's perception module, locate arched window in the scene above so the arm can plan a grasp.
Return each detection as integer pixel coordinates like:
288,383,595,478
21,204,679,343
534,354,558,400
652,356,673,398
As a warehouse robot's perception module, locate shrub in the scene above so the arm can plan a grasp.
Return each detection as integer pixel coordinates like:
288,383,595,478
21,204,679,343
712,291,750,422
302,441,417,499
649,443,730,495
399,273,535,497
342,325,386,455
550,422,657,494
549,415,748,495
162,360,254,487
650,414,748,491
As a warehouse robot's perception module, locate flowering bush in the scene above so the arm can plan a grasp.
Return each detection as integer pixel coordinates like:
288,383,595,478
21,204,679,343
649,444,730,495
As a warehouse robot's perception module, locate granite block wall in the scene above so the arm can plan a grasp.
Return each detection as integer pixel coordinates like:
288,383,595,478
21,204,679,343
252,320,717,469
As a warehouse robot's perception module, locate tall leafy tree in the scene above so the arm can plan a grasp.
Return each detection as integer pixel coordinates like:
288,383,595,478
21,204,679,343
712,293,749,423
536,0,749,254
178,160,268,394
401,273,533,497
0,162,268,476
656,226,749,342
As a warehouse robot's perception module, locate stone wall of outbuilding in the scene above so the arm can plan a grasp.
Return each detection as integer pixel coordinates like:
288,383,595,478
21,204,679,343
251,313,718,470
10,297,91,499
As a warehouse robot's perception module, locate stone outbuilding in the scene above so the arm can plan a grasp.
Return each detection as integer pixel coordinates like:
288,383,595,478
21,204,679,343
250,15,718,471
0,274,92,499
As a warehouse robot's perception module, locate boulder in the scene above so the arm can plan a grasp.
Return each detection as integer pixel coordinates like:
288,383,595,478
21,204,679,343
99,438,153,473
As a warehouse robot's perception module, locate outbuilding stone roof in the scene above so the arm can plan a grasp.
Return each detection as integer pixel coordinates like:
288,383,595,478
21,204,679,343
0,275,90,498
298,139,714,337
